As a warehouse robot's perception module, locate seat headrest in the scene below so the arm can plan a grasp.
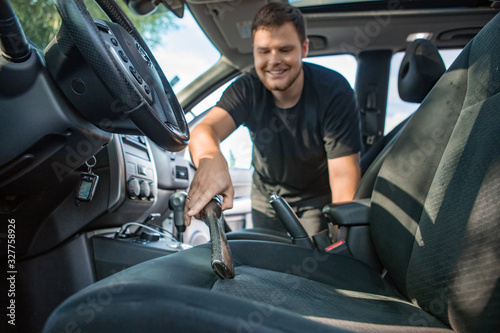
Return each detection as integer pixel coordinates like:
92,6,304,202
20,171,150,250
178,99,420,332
398,39,446,103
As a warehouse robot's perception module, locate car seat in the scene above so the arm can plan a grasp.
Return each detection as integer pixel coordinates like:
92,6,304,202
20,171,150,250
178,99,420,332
44,13,500,333
356,38,446,198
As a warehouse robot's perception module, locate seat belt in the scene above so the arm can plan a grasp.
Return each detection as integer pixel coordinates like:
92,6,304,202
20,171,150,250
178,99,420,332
361,91,381,146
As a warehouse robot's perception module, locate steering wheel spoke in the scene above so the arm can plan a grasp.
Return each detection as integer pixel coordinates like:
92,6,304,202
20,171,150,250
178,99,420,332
53,0,189,151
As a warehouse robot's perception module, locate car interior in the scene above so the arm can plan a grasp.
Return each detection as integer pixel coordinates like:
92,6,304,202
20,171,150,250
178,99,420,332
1,0,499,332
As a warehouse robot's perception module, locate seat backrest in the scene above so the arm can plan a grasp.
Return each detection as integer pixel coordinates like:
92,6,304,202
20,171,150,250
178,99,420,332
370,13,500,332
356,39,446,199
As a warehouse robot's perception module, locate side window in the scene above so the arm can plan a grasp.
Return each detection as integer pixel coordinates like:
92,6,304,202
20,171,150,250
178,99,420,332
187,79,253,169
304,54,357,88
221,127,253,169
385,49,462,134
188,80,233,121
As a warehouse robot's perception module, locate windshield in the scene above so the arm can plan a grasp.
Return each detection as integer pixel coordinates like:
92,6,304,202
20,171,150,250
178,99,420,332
151,9,221,93
10,0,220,94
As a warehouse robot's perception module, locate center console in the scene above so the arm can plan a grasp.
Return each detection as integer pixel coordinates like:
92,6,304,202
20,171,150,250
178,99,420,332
103,133,161,217
92,224,191,280
122,135,157,201
91,133,194,279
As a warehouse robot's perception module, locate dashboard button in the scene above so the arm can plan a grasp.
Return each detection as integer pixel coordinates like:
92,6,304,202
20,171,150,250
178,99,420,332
137,165,146,175
129,66,143,84
118,50,129,62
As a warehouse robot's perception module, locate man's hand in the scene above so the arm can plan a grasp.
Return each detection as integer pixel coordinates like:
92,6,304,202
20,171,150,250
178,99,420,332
185,153,234,225
184,153,235,226
185,106,237,226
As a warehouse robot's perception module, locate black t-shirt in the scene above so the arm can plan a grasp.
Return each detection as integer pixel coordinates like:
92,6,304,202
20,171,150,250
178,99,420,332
216,62,362,204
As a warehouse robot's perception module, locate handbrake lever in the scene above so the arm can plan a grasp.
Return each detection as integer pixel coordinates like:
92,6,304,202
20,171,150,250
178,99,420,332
270,194,314,250
199,196,235,279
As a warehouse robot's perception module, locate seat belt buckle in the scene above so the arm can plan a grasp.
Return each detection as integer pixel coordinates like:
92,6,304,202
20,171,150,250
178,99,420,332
312,229,332,251
325,240,353,257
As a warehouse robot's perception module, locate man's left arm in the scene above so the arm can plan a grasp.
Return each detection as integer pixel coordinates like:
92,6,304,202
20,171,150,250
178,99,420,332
328,153,361,203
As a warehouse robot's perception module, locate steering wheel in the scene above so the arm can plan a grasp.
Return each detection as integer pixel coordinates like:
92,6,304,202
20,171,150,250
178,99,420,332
53,0,189,151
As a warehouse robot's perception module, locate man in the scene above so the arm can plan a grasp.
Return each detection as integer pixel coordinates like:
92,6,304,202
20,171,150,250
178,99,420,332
185,3,361,236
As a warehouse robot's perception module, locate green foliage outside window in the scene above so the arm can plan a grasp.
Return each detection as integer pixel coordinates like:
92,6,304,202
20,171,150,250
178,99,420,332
10,0,177,50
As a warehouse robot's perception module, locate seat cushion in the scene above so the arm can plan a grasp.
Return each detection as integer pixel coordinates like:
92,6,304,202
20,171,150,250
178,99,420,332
44,241,450,332
213,265,449,332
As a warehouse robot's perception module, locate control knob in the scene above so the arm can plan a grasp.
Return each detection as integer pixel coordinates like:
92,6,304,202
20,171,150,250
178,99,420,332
139,180,150,200
148,181,155,201
127,178,140,199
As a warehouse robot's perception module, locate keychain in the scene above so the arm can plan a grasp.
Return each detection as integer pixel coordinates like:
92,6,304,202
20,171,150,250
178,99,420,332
75,156,99,206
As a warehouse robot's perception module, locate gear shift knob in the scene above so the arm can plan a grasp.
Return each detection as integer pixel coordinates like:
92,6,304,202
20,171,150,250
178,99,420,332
169,192,187,242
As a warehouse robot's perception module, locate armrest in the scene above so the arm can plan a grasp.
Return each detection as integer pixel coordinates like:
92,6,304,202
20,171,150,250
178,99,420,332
322,199,371,226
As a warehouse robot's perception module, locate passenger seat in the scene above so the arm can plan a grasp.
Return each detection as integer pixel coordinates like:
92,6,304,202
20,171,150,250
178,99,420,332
356,38,446,198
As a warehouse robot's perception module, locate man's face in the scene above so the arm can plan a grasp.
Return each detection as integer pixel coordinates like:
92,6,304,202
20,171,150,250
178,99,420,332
253,22,308,93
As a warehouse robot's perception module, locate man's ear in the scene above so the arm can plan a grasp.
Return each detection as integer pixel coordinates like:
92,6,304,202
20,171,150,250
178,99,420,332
302,39,309,58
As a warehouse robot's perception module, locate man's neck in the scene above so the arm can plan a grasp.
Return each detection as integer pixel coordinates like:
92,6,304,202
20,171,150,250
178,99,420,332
272,68,304,109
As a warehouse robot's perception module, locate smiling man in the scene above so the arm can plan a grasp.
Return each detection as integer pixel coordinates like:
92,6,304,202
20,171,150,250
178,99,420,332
186,3,362,236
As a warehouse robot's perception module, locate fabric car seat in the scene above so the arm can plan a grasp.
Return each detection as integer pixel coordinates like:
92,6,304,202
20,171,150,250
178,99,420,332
356,38,446,198
43,13,500,333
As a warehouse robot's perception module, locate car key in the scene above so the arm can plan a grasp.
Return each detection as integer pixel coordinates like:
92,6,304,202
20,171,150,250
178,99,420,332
75,156,99,206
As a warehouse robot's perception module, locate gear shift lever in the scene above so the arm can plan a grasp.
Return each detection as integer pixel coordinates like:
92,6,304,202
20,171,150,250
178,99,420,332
169,192,187,242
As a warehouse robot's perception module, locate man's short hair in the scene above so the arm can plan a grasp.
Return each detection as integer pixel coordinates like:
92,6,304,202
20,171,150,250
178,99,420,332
251,3,307,44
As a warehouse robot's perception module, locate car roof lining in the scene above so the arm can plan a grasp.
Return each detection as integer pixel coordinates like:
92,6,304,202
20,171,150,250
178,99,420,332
188,1,498,70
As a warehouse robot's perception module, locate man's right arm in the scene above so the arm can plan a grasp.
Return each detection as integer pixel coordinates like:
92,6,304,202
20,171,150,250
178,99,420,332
185,106,237,225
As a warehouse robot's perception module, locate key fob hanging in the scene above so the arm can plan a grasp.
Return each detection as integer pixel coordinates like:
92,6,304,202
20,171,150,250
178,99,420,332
76,156,99,206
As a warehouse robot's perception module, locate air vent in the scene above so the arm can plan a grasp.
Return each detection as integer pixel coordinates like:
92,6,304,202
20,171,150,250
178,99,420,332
175,166,188,180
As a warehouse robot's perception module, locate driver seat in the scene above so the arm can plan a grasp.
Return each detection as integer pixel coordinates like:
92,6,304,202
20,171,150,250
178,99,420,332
44,13,500,333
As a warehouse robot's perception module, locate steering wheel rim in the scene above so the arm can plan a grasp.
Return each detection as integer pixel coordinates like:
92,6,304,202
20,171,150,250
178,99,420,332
53,0,189,152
